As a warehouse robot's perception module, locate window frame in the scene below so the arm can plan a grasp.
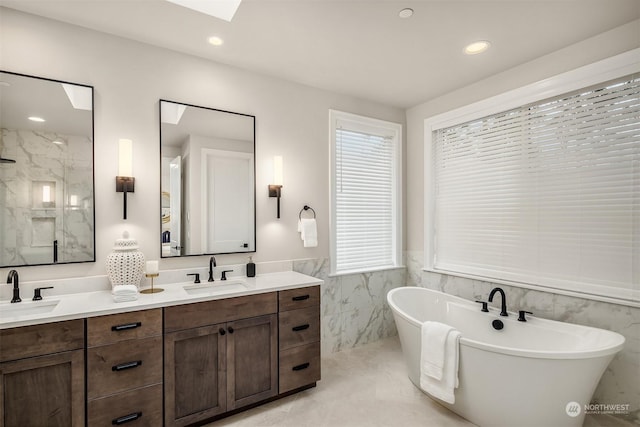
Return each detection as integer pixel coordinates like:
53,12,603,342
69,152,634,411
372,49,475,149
423,49,640,306
329,109,403,276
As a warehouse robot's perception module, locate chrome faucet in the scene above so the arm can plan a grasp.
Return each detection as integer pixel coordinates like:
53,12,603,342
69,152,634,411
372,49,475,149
208,256,216,282
488,287,508,316
7,270,21,303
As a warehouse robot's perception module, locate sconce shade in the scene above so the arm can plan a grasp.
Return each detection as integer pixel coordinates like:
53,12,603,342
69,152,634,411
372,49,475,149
116,139,135,220
118,139,133,177
273,155,283,186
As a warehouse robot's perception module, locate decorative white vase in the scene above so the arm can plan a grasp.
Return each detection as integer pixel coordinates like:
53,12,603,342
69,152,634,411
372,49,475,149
106,230,145,289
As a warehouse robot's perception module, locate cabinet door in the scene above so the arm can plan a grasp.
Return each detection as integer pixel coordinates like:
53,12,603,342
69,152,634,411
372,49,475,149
0,349,84,427
164,324,227,427
227,314,278,410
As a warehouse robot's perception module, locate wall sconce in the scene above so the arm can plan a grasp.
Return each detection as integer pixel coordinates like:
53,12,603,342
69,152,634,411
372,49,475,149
116,139,135,220
268,155,283,219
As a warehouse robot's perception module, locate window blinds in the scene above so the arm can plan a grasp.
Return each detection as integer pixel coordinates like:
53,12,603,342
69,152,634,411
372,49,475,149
433,74,640,301
334,121,396,273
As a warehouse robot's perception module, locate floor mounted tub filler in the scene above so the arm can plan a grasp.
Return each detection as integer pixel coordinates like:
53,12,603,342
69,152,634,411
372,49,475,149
387,287,625,427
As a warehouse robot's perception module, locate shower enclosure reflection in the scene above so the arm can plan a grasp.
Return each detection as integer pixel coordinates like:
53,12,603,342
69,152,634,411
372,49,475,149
160,100,255,257
0,71,94,267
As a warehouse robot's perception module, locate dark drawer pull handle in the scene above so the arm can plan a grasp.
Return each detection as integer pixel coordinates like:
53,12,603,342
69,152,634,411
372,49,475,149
111,322,141,331
292,324,310,332
112,360,142,371
292,362,310,371
112,412,142,425
219,328,226,336
292,295,310,301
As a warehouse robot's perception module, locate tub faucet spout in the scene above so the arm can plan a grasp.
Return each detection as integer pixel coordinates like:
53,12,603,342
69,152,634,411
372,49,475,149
488,287,508,316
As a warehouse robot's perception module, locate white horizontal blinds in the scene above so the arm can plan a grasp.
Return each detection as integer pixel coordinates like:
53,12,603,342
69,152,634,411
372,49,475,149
335,119,395,273
434,74,640,298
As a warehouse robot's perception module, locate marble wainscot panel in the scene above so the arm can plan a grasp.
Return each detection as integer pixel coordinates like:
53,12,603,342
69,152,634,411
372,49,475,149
0,129,93,265
293,258,406,356
405,250,640,424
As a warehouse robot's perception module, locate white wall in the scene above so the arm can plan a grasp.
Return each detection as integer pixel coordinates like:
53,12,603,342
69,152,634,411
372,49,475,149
0,7,405,282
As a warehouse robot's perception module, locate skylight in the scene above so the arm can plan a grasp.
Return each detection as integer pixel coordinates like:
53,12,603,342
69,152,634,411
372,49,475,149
165,0,242,22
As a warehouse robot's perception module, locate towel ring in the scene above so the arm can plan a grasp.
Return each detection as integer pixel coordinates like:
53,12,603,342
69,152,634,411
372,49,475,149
299,205,316,220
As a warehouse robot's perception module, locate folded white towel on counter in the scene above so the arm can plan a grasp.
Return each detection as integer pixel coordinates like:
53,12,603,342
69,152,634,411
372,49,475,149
112,284,138,295
112,285,138,302
299,218,318,248
420,321,461,404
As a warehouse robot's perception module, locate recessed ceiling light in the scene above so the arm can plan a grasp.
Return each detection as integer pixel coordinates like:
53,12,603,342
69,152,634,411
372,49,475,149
208,36,224,46
52,140,64,145
399,8,414,18
464,41,491,55
28,116,45,122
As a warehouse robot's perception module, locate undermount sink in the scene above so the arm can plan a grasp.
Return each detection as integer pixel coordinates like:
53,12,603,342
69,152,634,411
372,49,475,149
183,280,249,295
0,299,60,319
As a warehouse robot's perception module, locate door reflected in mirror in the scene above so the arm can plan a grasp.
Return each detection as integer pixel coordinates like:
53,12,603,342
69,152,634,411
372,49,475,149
0,71,94,267
160,100,255,257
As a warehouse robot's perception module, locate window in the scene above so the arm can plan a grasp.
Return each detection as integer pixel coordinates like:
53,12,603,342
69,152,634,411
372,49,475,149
330,110,402,275
425,51,639,304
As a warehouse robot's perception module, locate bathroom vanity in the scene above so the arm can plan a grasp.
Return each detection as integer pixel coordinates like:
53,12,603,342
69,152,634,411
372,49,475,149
0,271,322,427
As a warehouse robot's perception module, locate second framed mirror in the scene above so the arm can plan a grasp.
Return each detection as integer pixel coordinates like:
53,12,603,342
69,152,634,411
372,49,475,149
160,100,255,257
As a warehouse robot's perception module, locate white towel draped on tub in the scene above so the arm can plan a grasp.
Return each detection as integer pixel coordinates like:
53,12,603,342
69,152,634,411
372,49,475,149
420,321,461,404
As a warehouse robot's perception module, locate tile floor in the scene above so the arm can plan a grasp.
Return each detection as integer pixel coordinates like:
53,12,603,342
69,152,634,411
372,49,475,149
207,336,635,427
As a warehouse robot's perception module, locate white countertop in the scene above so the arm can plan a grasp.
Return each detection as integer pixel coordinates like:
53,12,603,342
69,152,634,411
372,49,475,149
0,271,323,329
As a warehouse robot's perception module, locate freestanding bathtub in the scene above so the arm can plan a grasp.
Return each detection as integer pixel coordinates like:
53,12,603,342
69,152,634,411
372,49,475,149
387,287,625,427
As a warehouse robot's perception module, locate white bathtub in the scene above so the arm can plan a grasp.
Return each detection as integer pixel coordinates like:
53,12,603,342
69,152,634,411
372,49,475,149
387,286,625,427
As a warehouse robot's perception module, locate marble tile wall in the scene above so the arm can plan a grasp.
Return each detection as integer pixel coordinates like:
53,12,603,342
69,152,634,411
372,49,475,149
292,258,406,356
405,250,640,423
0,128,93,265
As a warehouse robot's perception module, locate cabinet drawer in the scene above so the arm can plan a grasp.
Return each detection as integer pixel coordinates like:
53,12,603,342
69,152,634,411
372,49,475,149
87,309,162,347
164,292,277,332
279,306,320,350
88,383,163,426
278,286,320,312
279,342,321,394
0,319,84,363
87,336,162,399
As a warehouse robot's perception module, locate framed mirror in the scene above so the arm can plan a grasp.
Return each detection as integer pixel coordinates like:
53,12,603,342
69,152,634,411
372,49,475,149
0,71,94,267
160,100,255,257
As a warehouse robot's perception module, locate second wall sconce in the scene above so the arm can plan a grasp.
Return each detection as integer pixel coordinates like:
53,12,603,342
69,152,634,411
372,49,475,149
116,139,135,220
268,155,283,218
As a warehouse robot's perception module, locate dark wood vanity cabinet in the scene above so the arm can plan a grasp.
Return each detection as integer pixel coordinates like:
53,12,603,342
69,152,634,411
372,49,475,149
278,286,321,393
164,292,279,427
0,320,85,427
0,283,320,426
86,308,163,427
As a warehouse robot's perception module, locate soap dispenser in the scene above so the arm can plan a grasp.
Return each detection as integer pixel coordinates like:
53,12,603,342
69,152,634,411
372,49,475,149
246,256,256,277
